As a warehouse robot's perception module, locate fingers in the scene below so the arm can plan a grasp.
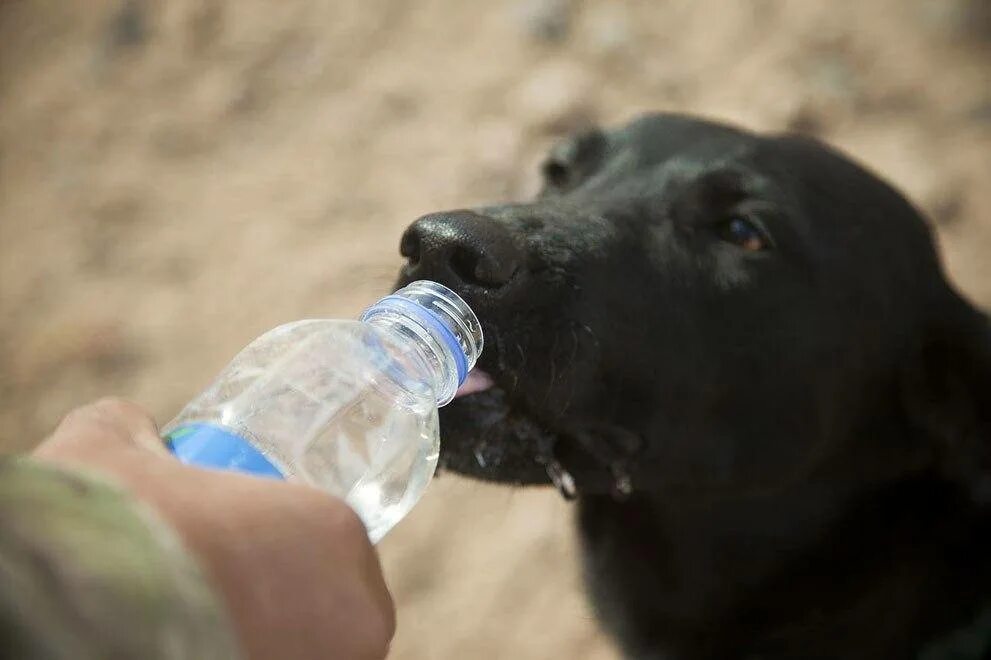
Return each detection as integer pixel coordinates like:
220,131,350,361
30,398,397,659
34,397,167,461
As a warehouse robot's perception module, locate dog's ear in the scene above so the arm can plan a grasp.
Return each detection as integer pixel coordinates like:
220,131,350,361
901,289,991,502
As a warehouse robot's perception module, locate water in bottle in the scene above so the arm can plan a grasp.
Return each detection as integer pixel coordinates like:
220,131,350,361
162,281,482,543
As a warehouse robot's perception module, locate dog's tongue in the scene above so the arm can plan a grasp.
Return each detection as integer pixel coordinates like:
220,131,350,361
455,369,495,398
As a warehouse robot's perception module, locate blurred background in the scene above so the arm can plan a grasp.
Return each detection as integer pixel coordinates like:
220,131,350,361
1,1,989,657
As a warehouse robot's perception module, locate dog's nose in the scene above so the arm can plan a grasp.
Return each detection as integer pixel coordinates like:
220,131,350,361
400,210,523,289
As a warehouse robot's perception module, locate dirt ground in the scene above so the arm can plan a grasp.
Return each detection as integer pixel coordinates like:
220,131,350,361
1,1,988,657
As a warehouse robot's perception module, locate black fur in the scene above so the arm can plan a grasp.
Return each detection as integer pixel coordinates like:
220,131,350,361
396,114,991,659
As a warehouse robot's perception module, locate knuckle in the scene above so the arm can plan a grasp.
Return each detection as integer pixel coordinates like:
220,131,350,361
54,402,115,439
92,396,144,420
57,404,95,430
47,398,156,454
93,397,159,438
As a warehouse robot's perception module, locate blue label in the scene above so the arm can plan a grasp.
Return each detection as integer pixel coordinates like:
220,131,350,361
165,423,284,480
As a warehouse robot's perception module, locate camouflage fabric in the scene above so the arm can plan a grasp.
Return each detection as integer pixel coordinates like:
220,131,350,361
0,457,240,660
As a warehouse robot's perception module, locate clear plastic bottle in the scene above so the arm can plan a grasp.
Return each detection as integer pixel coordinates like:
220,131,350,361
161,281,482,543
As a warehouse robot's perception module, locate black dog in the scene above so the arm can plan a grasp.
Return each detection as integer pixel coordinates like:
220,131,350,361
396,114,991,659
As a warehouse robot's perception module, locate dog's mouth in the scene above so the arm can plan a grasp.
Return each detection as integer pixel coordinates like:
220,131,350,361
438,359,582,498
441,357,639,500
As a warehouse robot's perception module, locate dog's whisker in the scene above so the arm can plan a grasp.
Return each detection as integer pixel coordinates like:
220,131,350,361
579,323,600,352
508,341,525,392
569,324,581,365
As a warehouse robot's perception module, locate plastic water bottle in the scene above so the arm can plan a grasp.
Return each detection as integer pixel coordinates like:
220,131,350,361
161,281,482,543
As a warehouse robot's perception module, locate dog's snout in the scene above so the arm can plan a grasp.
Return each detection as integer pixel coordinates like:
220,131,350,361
401,210,522,289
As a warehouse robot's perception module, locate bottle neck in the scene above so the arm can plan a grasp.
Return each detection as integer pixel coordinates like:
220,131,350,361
359,281,483,407
363,309,461,406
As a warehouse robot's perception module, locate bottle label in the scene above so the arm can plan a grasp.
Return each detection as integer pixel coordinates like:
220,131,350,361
164,423,284,480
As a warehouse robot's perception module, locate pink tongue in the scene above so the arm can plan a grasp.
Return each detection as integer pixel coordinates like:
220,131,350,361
455,369,495,398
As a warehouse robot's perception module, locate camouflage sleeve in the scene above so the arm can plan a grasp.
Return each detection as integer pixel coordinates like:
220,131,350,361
0,457,241,660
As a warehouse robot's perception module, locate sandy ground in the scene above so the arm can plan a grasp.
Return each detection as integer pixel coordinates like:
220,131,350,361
1,1,989,657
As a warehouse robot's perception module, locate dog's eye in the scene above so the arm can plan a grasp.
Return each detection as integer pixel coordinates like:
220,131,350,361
541,159,571,188
718,216,771,252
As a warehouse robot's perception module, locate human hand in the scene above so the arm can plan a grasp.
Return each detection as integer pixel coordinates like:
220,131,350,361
34,398,395,660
